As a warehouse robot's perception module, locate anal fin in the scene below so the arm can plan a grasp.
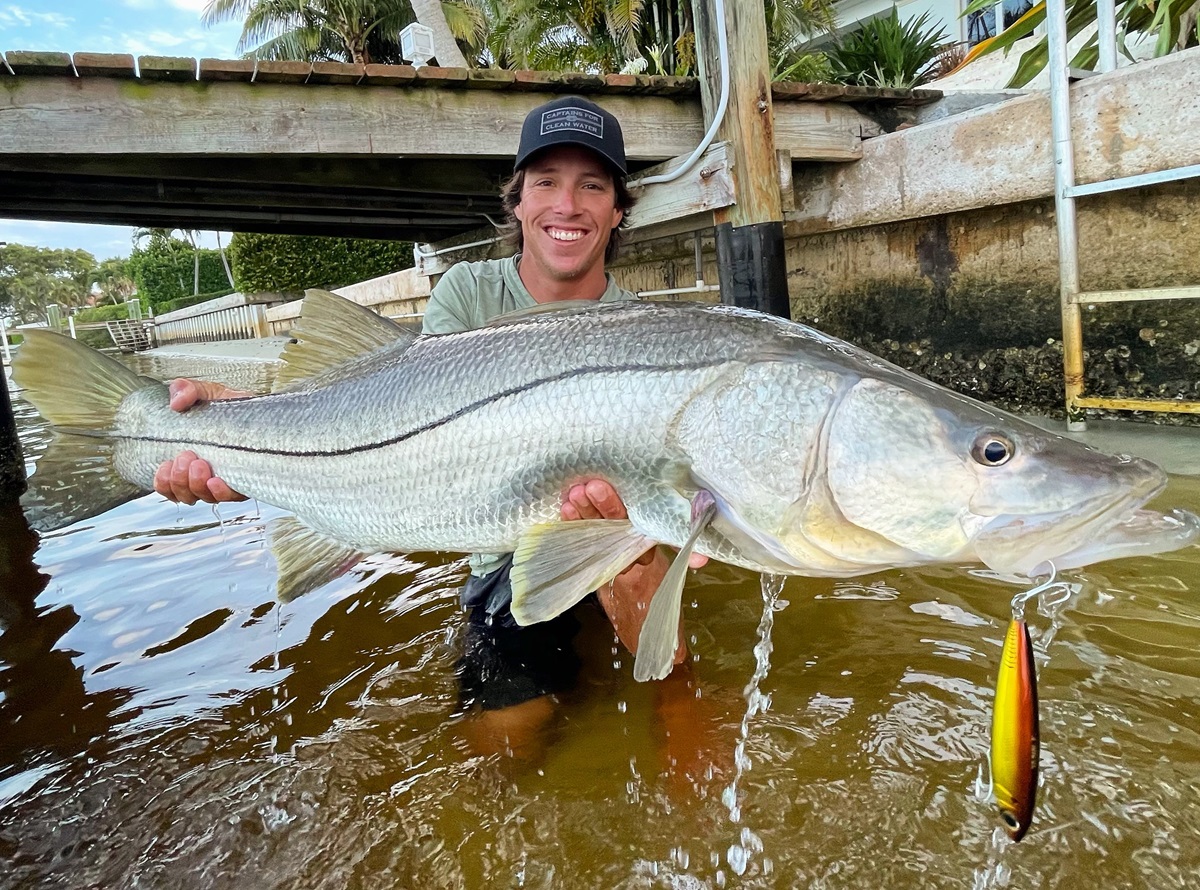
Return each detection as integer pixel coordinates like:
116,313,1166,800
633,491,717,682
269,516,367,602
509,520,657,626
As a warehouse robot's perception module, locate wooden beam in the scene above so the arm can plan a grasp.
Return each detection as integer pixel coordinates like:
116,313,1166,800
5,51,73,76
73,53,136,78
627,141,735,231
0,76,705,161
138,55,197,82
772,102,879,161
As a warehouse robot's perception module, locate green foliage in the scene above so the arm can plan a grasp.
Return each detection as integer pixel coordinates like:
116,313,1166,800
961,0,1200,88
828,7,949,88
228,233,413,294
74,303,136,323
0,243,97,323
90,257,137,305
126,236,231,310
774,52,834,82
203,0,482,65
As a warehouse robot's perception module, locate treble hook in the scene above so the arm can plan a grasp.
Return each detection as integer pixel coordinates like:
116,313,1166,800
1010,561,1073,622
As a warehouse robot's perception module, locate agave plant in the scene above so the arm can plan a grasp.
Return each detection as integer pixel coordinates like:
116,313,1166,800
827,6,949,88
960,0,1200,87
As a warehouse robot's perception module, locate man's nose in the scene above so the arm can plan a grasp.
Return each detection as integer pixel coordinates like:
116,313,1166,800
551,186,578,214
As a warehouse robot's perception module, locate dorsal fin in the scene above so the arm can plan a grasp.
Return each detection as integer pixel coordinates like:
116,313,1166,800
273,288,418,391
484,299,606,328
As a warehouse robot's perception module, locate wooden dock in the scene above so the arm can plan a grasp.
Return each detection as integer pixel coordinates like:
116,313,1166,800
0,50,937,245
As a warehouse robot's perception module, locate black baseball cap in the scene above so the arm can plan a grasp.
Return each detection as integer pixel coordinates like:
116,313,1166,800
514,96,627,175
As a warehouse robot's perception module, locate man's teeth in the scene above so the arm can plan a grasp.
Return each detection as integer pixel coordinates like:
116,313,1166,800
549,229,583,241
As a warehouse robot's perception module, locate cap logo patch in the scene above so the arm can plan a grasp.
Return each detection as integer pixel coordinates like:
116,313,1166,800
540,106,603,139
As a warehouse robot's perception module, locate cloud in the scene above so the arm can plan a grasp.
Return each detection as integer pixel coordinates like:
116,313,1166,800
0,6,73,28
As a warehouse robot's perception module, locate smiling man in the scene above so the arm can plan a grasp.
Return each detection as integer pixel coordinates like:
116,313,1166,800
418,97,707,738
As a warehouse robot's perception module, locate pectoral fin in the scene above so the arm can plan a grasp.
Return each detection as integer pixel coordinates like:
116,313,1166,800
269,516,366,602
633,491,717,682
509,520,657,626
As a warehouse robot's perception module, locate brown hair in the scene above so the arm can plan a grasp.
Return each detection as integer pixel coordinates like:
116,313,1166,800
499,165,637,264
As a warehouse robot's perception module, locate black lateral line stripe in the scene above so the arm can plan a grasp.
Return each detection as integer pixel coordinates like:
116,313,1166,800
125,359,726,458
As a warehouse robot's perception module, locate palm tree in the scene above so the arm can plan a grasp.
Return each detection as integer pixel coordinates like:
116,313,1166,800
203,0,480,65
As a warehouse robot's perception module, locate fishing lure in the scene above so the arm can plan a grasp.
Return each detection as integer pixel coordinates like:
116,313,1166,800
988,567,1071,841
990,614,1039,841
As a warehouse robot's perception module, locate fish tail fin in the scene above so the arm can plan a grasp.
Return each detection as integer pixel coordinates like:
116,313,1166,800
11,329,150,429
11,331,153,532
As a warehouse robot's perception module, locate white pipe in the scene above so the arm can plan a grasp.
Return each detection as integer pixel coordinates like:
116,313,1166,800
632,0,730,187
414,234,503,259
1096,0,1118,72
68,315,77,339
638,281,721,298
1,322,10,365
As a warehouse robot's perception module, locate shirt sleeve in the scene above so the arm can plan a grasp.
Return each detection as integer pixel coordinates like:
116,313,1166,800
421,265,475,334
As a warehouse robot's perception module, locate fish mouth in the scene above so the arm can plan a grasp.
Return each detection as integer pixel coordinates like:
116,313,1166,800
973,467,1198,576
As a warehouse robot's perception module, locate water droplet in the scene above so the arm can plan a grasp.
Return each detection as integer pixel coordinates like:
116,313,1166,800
617,700,627,713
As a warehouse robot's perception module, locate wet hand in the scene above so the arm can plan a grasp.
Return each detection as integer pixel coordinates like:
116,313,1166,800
560,480,708,570
153,380,251,505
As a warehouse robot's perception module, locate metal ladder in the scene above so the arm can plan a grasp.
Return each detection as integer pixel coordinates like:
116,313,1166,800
1046,0,1200,430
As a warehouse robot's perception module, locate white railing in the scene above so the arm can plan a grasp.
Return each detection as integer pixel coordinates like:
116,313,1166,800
153,292,287,345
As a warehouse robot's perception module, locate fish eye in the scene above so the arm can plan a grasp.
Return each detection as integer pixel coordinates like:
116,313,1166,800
1001,811,1020,829
972,433,1014,467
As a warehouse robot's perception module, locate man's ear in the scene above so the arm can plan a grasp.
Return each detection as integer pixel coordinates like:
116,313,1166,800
611,207,624,229
514,201,525,222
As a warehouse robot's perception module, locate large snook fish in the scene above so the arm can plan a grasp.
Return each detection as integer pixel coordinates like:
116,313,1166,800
12,291,1199,681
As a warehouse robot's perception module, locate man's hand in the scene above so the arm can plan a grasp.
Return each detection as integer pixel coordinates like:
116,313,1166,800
153,379,251,505
561,480,708,664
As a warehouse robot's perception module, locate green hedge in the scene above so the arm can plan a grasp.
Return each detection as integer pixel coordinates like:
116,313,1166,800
229,233,413,294
127,244,231,309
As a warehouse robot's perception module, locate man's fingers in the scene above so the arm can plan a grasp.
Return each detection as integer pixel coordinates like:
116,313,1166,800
207,476,248,503
563,482,603,521
168,379,202,412
688,553,709,569
168,378,251,413
167,451,200,505
584,479,627,520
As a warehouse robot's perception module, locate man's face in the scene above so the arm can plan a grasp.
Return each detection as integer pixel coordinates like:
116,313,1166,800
513,145,624,290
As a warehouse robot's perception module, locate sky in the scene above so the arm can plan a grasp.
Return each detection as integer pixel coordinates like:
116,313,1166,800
0,1,245,260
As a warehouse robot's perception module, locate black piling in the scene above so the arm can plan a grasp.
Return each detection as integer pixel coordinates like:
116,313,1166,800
715,221,792,318
1,369,26,504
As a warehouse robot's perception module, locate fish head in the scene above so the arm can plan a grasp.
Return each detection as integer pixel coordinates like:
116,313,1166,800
820,377,1199,576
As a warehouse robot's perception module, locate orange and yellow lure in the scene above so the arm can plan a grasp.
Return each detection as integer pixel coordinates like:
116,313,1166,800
990,615,1040,841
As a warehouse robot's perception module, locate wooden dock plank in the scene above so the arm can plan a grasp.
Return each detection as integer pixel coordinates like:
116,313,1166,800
0,75,706,160
465,68,516,90
253,60,311,83
309,61,364,84
413,66,468,87
199,59,256,82
138,56,197,82
362,63,416,86
73,53,136,78
5,51,73,76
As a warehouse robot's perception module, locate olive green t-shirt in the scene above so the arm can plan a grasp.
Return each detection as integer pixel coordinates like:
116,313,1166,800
421,255,636,335
421,255,638,576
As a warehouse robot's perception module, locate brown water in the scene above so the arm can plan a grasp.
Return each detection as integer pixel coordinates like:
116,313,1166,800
3,360,1200,889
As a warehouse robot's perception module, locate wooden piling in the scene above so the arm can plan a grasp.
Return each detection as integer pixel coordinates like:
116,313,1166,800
694,0,791,318
0,370,26,504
